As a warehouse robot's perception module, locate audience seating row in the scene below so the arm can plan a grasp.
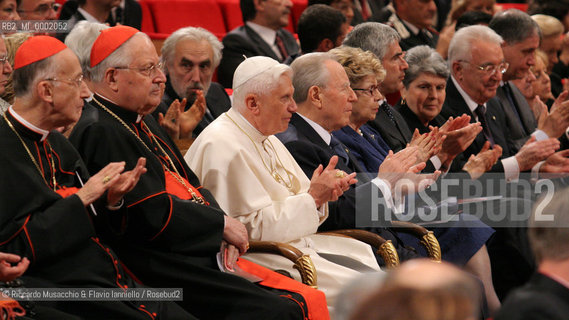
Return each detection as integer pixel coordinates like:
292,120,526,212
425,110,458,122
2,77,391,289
139,0,308,42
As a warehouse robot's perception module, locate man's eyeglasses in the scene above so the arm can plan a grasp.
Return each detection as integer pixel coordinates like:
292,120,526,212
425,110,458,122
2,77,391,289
0,55,8,66
45,74,84,87
352,85,381,96
460,60,509,76
114,61,164,77
18,2,60,15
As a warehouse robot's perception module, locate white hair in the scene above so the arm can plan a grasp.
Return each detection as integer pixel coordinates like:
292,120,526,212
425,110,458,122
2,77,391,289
161,27,223,70
232,63,292,111
65,21,109,80
90,32,151,83
448,25,503,66
290,52,333,103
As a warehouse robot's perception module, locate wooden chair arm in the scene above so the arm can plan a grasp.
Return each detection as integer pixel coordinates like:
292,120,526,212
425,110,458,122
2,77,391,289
248,240,318,288
391,221,442,262
319,229,399,269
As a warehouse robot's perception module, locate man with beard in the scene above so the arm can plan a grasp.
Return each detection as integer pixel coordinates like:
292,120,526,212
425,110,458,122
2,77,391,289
153,27,231,137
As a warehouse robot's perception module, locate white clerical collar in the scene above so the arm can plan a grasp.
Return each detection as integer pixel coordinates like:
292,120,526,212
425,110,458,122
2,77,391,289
451,75,486,118
228,107,266,142
247,22,277,51
77,7,103,22
94,93,144,123
297,113,331,145
8,106,50,141
401,19,420,35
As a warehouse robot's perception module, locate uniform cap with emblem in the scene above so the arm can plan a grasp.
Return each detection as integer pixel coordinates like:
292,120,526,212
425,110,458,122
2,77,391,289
14,36,67,70
90,25,139,67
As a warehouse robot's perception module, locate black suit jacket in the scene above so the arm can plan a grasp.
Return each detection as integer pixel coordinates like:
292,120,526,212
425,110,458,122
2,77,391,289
442,79,537,300
385,13,439,51
441,79,513,172
153,80,232,137
121,0,142,30
368,101,444,172
218,25,299,88
495,82,537,153
58,0,141,40
495,273,569,320
276,114,420,262
367,101,412,152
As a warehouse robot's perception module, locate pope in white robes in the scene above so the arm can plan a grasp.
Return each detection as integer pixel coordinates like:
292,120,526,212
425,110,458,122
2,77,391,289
185,57,383,308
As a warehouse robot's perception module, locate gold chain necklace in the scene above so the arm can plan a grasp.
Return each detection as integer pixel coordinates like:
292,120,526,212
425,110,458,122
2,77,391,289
91,97,206,204
3,112,57,191
225,113,297,193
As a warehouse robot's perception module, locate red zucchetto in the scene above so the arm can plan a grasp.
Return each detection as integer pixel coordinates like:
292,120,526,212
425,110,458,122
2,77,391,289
90,25,139,68
14,36,67,70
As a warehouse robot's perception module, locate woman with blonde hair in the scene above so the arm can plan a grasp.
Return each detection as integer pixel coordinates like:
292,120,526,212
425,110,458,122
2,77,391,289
0,32,31,104
330,44,500,315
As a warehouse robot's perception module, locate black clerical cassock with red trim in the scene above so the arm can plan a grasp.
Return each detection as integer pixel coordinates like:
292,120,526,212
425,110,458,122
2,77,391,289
0,109,191,319
69,96,313,320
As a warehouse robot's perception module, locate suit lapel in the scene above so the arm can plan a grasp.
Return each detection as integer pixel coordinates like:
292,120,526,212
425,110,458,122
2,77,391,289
509,82,537,133
290,114,329,150
205,83,231,118
244,25,280,60
443,79,475,118
290,114,367,175
373,107,408,148
496,84,536,137
443,79,487,152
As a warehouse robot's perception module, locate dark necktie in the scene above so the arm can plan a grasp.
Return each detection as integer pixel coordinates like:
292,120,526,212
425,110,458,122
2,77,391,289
274,33,288,62
502,83,527,135
382,101,406,141
474,104,495,147
418,30,434,47
330,135,350,166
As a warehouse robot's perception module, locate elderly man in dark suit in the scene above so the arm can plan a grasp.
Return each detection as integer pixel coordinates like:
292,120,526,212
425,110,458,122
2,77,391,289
276,52,440,262
490,9,569,153
154,27,231,138
442,24,568,303
217,0,299,88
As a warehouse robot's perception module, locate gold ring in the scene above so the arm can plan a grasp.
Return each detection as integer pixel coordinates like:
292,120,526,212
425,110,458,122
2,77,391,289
335,170,346,178
246,243,250,250
102,176,111,184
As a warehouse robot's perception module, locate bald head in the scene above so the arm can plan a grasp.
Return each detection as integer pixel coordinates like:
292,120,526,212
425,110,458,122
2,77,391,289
384,259,474,290
348,260,481,320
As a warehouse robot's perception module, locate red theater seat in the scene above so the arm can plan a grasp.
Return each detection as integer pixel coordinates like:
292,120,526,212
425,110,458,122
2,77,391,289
139,0,155,34
216,0,295,33
217,0,243,32
291,0,307,30
497,3,528,12
146,0,227,38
